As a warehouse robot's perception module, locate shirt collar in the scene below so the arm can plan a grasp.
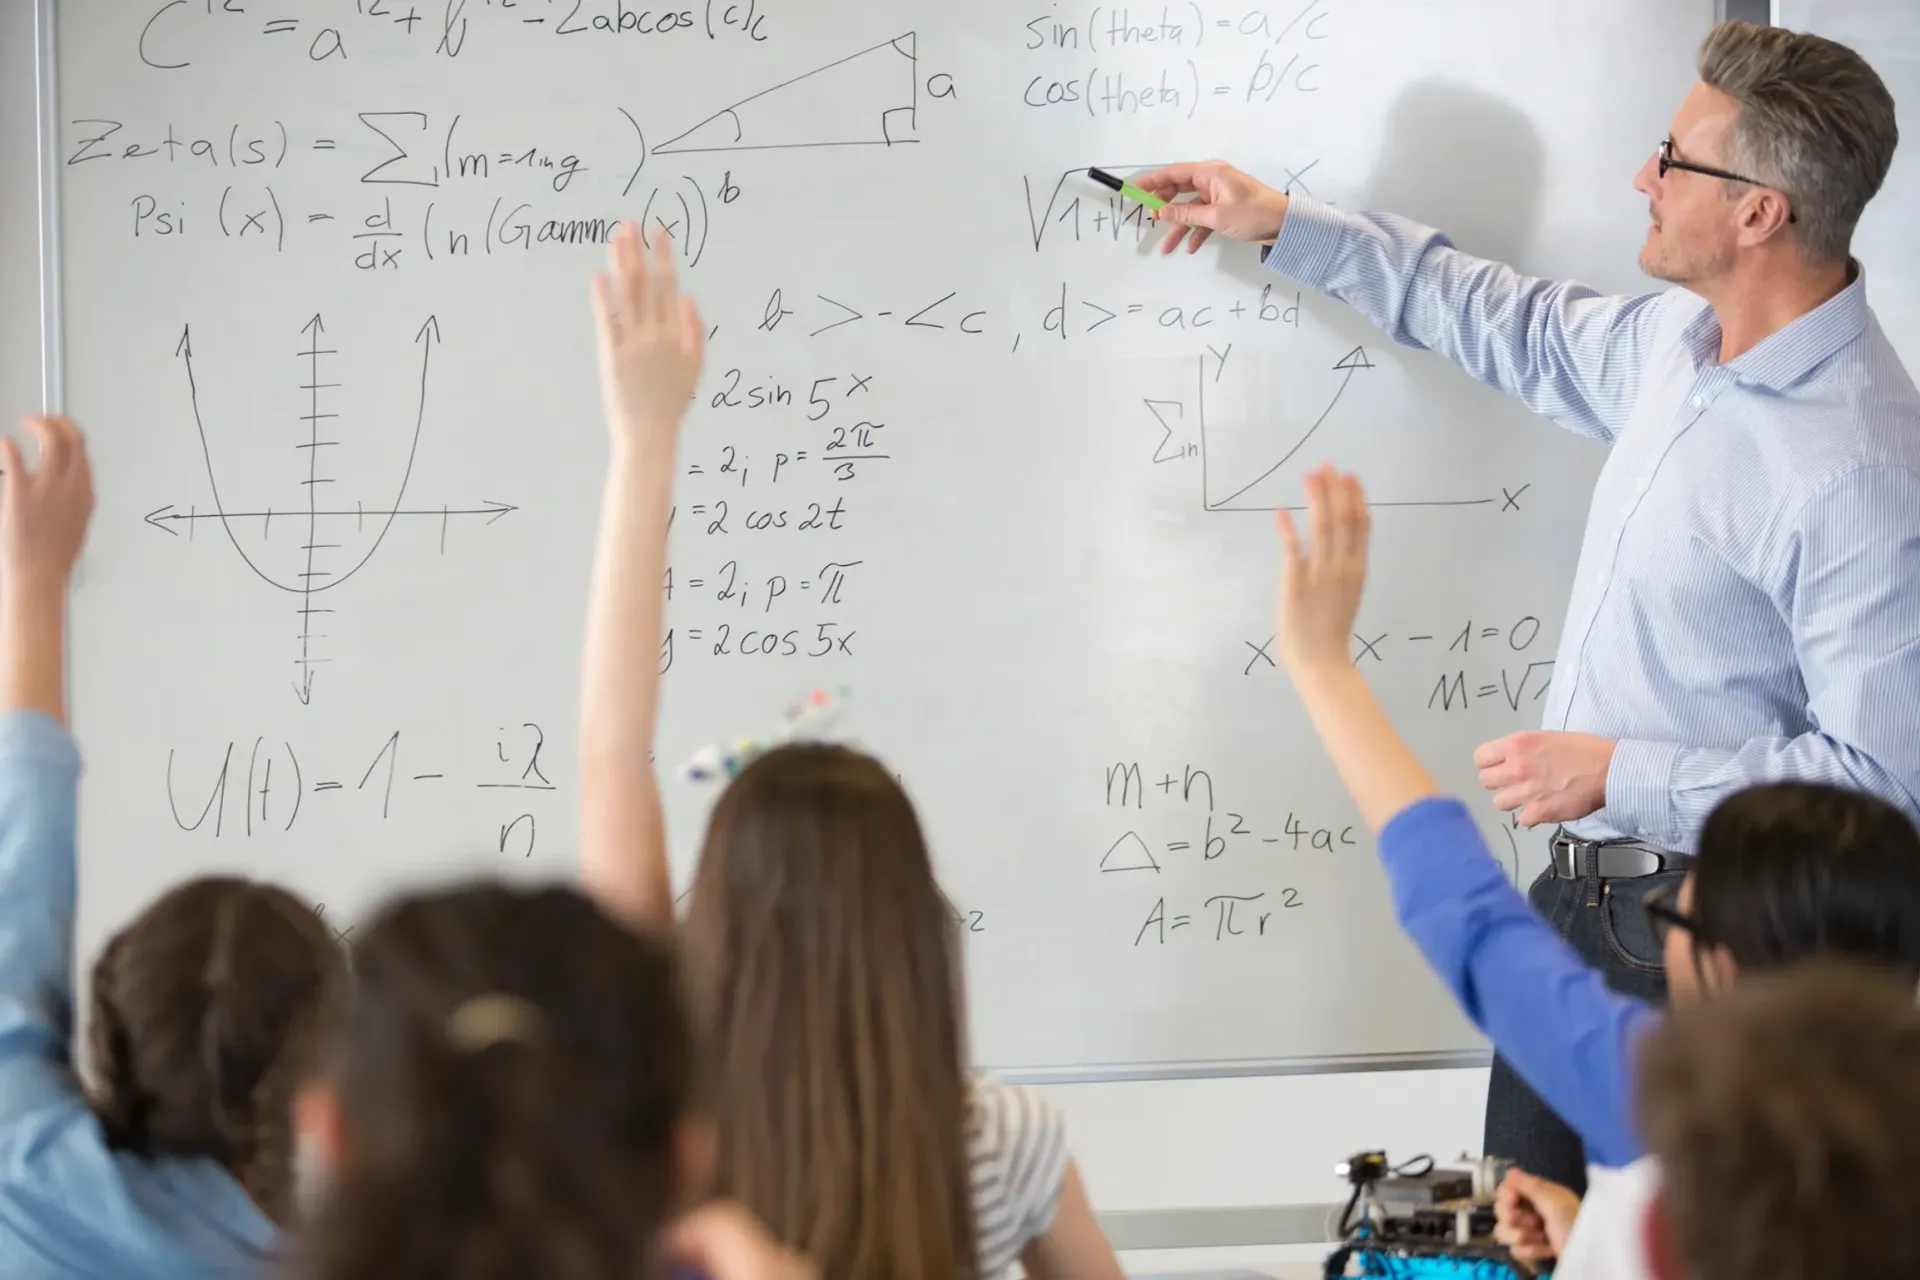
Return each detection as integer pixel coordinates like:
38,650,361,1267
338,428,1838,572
1682,263,1869,389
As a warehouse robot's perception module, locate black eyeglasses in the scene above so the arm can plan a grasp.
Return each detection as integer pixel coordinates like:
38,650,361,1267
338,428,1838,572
1644,879,1706,946
1657,139,1797,224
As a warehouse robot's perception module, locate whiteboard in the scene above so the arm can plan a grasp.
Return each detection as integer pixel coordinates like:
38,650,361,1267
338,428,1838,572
52,0,1712,1078
1774,2,1920,371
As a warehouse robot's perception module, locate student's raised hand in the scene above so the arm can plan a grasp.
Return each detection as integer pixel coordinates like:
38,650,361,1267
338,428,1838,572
665,1202,819,1280
1493,1168,1581,1266
0,414,95,594
1274,466,1368,674
590,221,704,457
1131,160,1290,254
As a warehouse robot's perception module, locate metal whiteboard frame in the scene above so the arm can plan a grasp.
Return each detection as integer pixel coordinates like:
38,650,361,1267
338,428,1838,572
998,1047,1489,1087
35,0,62,413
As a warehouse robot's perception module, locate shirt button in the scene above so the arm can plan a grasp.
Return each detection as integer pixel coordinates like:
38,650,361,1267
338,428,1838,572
1690,395,1704,408
1636,476,1651,493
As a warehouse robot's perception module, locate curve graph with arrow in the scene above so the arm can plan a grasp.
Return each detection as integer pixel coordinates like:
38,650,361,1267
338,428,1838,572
1151,345,1510,513
156,314,520,704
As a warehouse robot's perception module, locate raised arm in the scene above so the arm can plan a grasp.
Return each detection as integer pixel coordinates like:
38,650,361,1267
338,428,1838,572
577,226,704,934
0,415,93,1127
1134,161,1667,444
1598,463,1920,850
1273,468,1655,1166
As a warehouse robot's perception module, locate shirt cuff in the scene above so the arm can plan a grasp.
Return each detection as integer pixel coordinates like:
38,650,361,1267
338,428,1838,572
1605,739,1679,849
1258,194,1351,288
0,709,78,768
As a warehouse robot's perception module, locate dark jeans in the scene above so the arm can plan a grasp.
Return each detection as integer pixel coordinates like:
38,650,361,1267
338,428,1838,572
1482,863,1682,1195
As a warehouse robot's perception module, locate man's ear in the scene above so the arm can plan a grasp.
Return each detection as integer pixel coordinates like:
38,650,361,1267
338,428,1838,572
1643,1191,1684,1280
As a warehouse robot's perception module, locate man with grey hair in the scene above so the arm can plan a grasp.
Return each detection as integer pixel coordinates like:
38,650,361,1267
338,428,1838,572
1134,20,1917,1190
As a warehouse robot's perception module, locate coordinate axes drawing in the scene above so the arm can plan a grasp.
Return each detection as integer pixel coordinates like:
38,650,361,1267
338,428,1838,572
1146,347,1525,512
151,315,519,704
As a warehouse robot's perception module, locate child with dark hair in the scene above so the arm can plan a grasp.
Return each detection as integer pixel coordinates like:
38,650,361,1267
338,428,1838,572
0,415,347,1276
290,881,816,1280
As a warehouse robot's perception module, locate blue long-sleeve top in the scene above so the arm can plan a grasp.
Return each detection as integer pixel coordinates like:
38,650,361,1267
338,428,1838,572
1380,795,1659,1167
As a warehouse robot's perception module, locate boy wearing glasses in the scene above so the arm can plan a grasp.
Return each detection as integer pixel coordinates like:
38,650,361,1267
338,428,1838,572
1135,19,1917,1191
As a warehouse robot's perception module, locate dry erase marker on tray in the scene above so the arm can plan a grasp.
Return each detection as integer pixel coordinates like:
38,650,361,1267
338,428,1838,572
1087,168,1168,211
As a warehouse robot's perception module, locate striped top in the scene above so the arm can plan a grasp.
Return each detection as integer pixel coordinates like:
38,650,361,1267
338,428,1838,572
1266,197,1920,852
968,1074,1070,1278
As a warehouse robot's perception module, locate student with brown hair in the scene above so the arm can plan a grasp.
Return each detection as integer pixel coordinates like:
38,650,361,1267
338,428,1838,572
576,224,1123,1280
1637,960,1920,1280
288,880,818,1280
0,414,348,1276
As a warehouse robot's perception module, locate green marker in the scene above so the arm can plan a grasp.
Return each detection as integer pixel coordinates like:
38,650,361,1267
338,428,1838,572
1087,167,1167,211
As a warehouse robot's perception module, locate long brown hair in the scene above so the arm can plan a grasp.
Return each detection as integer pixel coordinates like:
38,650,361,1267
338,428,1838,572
682,744,977,1280
299,882,694,1280
86,876,347,1225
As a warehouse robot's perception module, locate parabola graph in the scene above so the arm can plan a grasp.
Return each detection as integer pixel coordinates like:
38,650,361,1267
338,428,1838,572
151,315,519,704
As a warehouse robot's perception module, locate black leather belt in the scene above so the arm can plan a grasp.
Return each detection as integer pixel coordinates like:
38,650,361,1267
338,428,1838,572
1549,830,1695,879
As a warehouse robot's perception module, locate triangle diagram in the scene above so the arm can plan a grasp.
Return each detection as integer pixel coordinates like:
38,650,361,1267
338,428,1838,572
1099,831,1161,873
653,34,920,156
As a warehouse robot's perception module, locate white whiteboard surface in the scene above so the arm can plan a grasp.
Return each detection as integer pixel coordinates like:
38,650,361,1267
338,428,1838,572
1773,2,1920,371
52,0,1713,1078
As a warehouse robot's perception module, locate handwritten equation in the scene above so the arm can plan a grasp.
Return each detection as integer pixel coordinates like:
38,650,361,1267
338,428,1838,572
76,110,717,270
1241,613,1556,716
136,0,772,73
1130,889,1304,945
1017,0,1333,120
656,366,893,674
1097,759,1344,945
165,723,557,858
80,22,961,270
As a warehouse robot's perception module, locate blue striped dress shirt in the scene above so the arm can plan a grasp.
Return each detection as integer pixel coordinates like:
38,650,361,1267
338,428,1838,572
1264,196,1920,852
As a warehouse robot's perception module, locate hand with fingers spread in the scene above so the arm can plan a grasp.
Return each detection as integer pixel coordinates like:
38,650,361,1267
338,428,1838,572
1131,160,1291,255
591,221,705,458
1473,729,1617,828
1274,465,1370,674
0,414,94,723
1492,1168,1581,1267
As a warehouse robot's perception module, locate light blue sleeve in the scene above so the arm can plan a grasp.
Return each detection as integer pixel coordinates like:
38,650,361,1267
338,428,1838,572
1608,463,1920,848
1263,196,1667,445
0,710,84,1129
1377,796,1656,1167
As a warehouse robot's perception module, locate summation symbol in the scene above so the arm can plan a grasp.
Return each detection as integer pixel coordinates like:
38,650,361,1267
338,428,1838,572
156,314,520,703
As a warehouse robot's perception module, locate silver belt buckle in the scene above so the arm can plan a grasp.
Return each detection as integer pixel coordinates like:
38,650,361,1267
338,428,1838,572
1552,833,1672,879
1599,845,1667,878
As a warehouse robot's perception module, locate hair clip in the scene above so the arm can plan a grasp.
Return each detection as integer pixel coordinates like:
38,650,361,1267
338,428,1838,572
446,993,547,1053
679,687,850,783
